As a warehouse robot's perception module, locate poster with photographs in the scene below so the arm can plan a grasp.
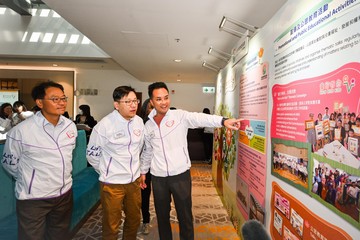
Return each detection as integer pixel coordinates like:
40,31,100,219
271,182,352,240
290,209,304,237
334,128,341,141
315,124,324,140
353,126,360,136
274,210,283,236
305,120,314,131
348,137,358,157
283,226,299,240
275,192,290,219
322,119,330,135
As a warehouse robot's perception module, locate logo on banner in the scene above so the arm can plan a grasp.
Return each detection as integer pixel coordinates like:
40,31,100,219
343,75,355,93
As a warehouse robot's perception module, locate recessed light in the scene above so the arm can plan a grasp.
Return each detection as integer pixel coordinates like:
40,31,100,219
29,32,41,42
0,7,6,15
174,59,182,63
177,79,181,82
53,64,58,67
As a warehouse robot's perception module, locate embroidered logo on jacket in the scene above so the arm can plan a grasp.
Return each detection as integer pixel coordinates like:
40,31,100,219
133,129,141,136
165,120,174,127
66,130,75,138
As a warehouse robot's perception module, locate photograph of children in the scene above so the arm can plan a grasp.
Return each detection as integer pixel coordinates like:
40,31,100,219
272,142,309,191
312,158,360,222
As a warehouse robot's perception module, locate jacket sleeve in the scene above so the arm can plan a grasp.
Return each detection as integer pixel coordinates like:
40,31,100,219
0,118,13,134
183,110,223,129
86,125,104,174
1,130,22,179
140,126,152,174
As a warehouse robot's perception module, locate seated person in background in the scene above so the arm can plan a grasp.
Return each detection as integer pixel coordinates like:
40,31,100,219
12,101,34,126
75,104,97,141
0,102,14,134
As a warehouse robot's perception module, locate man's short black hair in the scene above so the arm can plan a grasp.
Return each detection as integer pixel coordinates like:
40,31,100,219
31,81,64,101
148,82,169,98
113,86,135,101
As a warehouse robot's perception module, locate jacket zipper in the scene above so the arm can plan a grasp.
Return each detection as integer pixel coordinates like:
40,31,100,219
28,169,35,194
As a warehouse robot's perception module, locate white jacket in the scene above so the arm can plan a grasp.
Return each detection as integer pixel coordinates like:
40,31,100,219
87,110,144,184
140,109,223,177
1,111,77,200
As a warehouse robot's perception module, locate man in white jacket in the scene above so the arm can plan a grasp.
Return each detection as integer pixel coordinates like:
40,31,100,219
140,82,241,240
2,81,77,239
87,86,144,240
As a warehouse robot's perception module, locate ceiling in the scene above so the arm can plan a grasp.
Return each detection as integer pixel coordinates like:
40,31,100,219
2,0,287,83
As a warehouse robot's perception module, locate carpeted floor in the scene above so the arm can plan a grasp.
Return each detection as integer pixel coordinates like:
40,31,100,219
72,162,240,240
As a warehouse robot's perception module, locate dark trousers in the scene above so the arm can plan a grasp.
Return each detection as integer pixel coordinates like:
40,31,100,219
152,170,194,240
16,189,73,240
141,171,152,224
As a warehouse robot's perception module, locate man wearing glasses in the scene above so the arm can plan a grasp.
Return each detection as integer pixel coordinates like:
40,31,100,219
87,86,144,240
2,81,77,239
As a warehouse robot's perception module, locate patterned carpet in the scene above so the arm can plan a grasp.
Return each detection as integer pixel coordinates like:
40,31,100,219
72,162,240,240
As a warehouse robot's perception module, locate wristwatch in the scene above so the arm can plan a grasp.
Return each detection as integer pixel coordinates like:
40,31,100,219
221,117,229,127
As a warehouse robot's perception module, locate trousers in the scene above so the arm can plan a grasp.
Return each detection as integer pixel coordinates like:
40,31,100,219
16,189,73,240
100,178,141,240
152,170,194,240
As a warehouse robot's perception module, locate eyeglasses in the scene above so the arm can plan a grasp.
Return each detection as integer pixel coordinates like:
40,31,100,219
43,97,68,103
118,99,140,106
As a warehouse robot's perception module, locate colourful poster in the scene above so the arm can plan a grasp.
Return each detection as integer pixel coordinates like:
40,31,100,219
271,62,360,143
270,0,360,228
270,182,352,240
237,60,268,222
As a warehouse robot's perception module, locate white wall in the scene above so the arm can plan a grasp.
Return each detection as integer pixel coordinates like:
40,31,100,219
75,69,216,121
0,68,216,121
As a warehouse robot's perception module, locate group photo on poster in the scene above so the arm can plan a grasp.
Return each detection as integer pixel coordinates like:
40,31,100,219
271,139,310,192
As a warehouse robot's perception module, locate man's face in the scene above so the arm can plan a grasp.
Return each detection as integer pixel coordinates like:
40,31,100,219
114,91,138,120
36,87,67,118
150,88,170,116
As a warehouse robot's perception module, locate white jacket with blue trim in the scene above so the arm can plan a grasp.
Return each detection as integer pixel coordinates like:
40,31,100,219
140,109,223,177
1,111,77,200
86,110,145,184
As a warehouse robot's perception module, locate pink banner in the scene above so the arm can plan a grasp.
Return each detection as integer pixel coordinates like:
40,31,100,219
271,62,360,142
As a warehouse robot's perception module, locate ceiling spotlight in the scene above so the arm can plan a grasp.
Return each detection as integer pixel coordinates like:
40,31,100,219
202,61,221,72
219,16,258,38
208,47,232,62
174,59,182,63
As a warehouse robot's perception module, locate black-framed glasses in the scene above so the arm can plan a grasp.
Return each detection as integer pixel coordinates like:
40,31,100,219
43,96,68,103
118,99,140,106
